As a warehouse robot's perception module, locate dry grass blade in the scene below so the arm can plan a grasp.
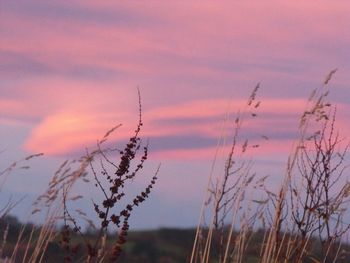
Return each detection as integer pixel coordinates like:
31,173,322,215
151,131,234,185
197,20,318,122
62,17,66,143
324,69,338,85
99,124,122,144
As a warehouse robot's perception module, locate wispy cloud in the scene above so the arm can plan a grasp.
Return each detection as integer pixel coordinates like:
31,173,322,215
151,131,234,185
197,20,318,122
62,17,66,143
2,0,350,159
21,96,339,158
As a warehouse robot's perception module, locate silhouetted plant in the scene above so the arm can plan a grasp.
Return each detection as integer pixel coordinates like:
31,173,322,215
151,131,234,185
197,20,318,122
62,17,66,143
60,91,160,262
289,109,350,262
191,84,269,263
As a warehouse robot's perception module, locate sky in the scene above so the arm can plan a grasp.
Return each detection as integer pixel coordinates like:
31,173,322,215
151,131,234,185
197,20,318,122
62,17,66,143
1,1,350,229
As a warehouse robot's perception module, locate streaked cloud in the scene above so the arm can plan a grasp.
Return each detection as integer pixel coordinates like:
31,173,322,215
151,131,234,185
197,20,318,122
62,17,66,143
21,96,339,159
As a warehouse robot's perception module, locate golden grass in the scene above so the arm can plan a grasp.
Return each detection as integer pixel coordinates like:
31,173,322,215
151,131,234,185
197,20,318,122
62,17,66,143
191,70,350,263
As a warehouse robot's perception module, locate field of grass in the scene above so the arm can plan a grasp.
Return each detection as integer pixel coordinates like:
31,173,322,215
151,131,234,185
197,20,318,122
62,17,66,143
1,217,349,262
1,72,350,262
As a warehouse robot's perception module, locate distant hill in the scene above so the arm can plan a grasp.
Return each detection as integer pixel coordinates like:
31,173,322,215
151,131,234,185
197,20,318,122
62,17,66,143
1,215,350,262
0,215,196,262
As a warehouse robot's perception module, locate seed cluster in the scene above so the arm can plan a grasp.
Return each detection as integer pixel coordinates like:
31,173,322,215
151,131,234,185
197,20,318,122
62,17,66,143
60,96,159,262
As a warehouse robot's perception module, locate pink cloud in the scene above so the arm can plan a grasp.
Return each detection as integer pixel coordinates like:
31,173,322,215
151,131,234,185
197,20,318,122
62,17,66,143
0,98,35,121
3,1,349,87
152,138,296,161
23,96,348,159
24,111,113,155
2,0,350,161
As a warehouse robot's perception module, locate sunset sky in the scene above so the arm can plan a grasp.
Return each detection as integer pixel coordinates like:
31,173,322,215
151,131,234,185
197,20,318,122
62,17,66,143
1,1,350,229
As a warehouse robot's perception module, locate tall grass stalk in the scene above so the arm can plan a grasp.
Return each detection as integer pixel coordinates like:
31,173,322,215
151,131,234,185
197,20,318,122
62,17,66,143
193,71,350,263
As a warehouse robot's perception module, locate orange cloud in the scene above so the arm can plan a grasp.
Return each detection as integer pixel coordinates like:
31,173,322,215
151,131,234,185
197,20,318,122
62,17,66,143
24,111,109,155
